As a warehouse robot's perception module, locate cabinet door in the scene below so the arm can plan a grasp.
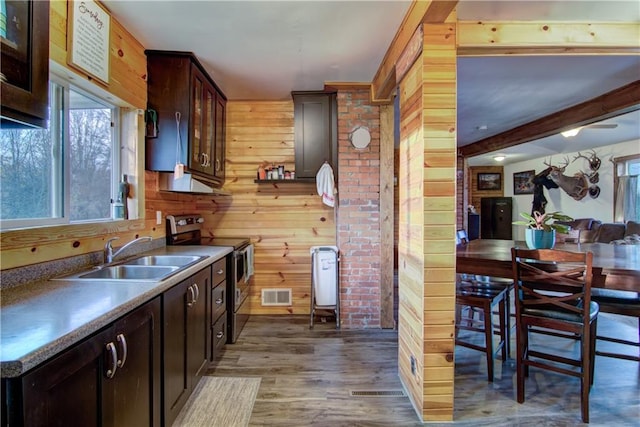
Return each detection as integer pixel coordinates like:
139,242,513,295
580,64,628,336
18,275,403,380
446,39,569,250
163,278,191,426
213,93,226,181
104,298,161,427
0,0,50,127
189,67,214,176
163,267,210,426
20,328,112,427
188,267,210,382
293,92,336,178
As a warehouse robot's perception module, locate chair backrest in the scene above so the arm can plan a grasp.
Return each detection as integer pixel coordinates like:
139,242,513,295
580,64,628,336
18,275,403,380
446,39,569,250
456,229,468,245
511,247,593,322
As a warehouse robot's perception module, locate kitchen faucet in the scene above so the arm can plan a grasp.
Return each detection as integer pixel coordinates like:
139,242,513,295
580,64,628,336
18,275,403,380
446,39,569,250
104,236,153,264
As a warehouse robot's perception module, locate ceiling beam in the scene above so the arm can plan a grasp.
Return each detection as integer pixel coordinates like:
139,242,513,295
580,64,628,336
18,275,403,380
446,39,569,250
458,21,640,56
459,80,640,158
371,1,458,103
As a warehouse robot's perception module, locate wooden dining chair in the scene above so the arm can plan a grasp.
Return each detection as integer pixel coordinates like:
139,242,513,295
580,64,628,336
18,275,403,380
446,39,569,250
511,247,598,424
455,275,510,382
590,289,640,362
456,229,514,356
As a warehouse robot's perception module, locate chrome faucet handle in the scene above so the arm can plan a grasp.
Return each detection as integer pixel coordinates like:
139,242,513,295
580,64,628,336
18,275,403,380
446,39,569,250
104,237,120,263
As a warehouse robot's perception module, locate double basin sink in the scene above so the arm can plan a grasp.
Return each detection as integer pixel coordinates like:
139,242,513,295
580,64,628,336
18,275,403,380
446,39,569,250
55,255,206,282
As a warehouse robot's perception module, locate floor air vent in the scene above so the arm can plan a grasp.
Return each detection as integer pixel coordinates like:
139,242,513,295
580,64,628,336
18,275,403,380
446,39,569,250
261,289,292,306
350,390,407,398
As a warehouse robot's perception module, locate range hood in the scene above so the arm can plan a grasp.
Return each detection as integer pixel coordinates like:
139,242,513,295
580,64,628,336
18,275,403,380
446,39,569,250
158,173,230,195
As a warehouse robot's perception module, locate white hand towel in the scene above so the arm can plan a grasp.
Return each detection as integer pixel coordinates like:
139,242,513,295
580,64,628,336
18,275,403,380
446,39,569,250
316,162,336,207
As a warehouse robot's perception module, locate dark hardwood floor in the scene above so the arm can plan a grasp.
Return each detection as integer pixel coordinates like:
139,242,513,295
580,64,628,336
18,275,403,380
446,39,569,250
207,313,639,426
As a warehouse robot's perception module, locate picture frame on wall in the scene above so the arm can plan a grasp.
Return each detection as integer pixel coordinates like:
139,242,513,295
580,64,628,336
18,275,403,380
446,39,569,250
477,172,501,190
513,170,536,195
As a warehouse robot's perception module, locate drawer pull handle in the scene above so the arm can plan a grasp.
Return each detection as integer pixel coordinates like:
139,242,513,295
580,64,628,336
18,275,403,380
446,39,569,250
216,331,224,339
105,342,118,379
187,285,195,307
193,283,200,302
116,334,128,368
217,269,224,275
215,298,223,305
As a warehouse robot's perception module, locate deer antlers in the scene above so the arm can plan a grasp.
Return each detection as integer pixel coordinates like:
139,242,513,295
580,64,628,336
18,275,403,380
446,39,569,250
544,156,569,171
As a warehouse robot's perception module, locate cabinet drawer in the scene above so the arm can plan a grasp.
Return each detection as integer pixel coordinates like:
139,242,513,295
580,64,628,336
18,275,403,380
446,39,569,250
212,257,226,285
211,282,226,323
211,312,227,360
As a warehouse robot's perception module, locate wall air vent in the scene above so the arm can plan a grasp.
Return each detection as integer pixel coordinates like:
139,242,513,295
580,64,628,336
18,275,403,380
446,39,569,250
261,289,292,306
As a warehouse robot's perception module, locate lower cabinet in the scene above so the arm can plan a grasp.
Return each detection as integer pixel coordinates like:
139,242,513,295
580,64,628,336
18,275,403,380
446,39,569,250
3,262,223,427
16,297,161,427
163,266,210,427
210,257,227,360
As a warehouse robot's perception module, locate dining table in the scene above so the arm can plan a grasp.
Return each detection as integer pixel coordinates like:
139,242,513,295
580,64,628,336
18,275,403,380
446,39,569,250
456,239,640,292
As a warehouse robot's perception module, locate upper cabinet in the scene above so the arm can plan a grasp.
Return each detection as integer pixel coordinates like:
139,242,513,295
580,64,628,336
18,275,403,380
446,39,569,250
1,0,50,128
145,50,227,187
292,91,337,179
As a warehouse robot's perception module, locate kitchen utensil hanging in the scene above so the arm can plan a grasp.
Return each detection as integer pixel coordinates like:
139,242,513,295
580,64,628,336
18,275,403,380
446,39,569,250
174,112,185,179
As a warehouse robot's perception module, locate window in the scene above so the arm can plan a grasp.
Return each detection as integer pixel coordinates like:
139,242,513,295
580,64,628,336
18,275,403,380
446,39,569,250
613,154,640,223
0,79,120,229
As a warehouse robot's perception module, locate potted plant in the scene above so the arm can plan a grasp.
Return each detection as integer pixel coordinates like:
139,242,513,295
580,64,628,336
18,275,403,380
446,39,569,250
512,211,574,249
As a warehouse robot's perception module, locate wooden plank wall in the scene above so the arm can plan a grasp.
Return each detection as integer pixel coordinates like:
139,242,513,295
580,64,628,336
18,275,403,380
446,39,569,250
49,0,147,109
397,52,426,419
194,101,336,315
420,22,458,421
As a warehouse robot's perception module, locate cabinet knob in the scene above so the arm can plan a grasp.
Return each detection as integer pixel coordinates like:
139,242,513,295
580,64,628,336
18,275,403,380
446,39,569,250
217,269,224,275
216,331,224,339
215,298,223,305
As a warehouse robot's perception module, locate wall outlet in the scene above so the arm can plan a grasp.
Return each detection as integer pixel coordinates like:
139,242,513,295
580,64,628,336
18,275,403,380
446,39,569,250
410,355,416,376
156,210,162,225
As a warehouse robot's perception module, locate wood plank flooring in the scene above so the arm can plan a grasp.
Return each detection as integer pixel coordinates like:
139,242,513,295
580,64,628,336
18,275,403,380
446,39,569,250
207,313,639,426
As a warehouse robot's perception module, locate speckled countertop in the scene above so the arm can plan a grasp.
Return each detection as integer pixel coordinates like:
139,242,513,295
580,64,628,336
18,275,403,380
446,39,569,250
0,245,233,378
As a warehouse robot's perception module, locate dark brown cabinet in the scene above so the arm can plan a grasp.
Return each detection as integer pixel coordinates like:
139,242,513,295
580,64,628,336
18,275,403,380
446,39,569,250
145,50,227,187
0,0,50,128
12,298,161,427
292,91,337,179
210,257,227,360
163,266,210,427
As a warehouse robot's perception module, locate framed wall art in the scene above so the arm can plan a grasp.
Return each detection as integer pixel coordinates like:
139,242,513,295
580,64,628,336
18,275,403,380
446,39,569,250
513,170,535,195
67,0,111,85
477,172,501,190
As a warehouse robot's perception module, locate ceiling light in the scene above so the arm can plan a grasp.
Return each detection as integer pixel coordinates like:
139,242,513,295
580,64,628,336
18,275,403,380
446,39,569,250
493,155,506,162
561,127,583,138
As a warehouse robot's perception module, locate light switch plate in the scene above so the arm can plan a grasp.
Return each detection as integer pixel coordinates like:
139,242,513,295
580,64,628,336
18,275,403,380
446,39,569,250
156,211,162,225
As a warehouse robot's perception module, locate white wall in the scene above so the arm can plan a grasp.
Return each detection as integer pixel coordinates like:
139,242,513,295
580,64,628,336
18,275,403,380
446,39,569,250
505,139,640,240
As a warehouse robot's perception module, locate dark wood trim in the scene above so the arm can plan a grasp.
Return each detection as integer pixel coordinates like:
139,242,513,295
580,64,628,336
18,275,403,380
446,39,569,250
459,80,640,158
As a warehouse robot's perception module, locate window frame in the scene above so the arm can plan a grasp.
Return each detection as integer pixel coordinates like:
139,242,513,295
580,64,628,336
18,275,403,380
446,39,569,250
0,75,122,230
613,153,640,223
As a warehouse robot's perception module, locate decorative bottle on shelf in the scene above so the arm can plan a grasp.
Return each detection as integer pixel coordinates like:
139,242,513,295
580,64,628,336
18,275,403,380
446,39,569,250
258,165,266,180
117,175,129,219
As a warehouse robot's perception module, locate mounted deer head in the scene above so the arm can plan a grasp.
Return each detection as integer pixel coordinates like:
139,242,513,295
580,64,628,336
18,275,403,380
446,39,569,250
544,158,589,201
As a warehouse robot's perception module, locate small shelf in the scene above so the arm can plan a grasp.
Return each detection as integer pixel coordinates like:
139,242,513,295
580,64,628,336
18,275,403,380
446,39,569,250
254,178,314,184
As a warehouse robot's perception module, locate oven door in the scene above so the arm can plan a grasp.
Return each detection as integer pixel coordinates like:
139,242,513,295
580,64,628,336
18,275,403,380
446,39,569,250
234,250,246,285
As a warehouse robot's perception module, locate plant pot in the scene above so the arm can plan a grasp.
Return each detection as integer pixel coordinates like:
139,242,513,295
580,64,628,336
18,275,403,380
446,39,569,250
525,229,556,249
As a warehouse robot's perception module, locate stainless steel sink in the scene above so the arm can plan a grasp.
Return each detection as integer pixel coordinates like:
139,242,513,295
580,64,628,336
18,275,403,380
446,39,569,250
77,265,179,281
53,254,208,282
122,255,204,267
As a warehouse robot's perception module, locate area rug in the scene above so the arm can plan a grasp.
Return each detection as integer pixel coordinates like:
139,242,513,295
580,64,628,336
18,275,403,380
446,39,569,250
173,376,261,427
